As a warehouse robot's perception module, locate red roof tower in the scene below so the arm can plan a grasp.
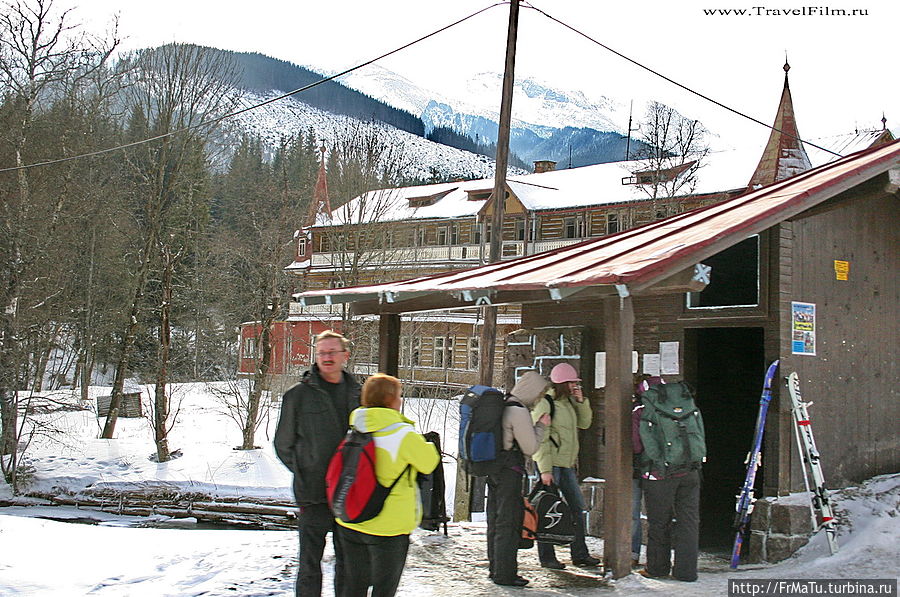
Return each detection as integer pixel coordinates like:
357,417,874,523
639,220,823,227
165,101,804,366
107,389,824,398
307,144,332,226
748,61,813,189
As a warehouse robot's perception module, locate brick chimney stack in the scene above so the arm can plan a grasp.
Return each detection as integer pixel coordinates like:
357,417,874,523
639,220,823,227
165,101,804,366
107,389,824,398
533,160,557,174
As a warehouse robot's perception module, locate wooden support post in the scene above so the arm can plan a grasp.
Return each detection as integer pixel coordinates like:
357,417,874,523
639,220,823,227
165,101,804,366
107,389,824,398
378,314,401,377
478,307,497,386
603,295,635,579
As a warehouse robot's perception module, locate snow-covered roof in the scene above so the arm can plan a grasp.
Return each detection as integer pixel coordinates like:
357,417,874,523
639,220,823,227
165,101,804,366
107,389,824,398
806,128,894,166
313,126,892,228
296,140,900,312
317,156,750,226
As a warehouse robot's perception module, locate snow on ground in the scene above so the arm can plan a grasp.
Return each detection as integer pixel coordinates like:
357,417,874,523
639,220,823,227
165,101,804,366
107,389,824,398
1,383,897,596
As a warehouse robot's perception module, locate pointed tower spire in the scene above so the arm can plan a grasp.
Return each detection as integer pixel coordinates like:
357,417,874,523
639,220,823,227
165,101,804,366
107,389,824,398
747,59,813,189
307,144,332,226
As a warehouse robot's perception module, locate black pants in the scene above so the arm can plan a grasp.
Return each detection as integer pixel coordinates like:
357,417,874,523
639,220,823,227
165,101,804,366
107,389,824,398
642,469,700,581
296,502,345,596
336,526,410,597
486,466,524,582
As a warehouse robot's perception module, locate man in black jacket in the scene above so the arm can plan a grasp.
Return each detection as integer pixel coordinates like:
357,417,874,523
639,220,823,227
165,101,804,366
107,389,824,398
274,330,360,597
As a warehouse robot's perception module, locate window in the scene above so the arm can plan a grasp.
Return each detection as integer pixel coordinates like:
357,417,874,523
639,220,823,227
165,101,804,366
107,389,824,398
688,235,760,308
473,224,481,244
385,229,395,248
514,219,526,241
243,337,256,358
564,215,586,239
485,223,492,243
468,336,480,370
297,238,307,257
415,227,426,246
433,336,453,368
404,336,421,366
437,225,449,245
450,223,460,245
607,214,620,235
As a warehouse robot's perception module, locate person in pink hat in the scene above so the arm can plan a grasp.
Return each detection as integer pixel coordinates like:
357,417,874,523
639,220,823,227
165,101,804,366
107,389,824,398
530,363,601,569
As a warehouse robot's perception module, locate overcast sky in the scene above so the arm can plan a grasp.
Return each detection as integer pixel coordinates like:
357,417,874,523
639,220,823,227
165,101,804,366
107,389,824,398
70,0,898,149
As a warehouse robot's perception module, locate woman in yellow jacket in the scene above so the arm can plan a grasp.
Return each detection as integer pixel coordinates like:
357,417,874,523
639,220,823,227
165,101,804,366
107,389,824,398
531,363,601,569
336,373,439,597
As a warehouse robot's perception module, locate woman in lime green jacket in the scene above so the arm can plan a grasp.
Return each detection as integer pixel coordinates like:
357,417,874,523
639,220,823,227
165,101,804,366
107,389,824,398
336,373,439,597
531,363,601,569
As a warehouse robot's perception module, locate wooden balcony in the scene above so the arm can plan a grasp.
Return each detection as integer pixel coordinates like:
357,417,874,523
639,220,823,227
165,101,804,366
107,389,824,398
305,238,587,271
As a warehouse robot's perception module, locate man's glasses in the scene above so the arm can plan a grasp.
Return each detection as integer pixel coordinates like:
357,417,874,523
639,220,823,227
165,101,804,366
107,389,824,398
316,350,346,358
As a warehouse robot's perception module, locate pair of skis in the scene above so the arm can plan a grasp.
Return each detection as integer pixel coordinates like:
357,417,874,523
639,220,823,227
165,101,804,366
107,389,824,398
787,372,839,556
730,360,779,569
730,361,838,569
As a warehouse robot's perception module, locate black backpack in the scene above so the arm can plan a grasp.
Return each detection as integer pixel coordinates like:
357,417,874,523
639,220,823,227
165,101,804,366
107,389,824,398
459,385,521,476
528,482,575,545
638,382,707,477
418,431,449,535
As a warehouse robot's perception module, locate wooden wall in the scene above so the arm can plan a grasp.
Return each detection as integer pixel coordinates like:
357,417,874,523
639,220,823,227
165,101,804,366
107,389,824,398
779,189,899,487
519,185,899,494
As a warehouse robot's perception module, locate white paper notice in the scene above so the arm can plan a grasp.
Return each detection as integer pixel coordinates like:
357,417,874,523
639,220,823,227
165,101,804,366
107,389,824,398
632,351,639,373
643,354,661,376
660,341,680,375
595,352,606,388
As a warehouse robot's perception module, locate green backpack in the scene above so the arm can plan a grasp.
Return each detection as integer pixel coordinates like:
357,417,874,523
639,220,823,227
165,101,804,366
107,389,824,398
639,382,706,478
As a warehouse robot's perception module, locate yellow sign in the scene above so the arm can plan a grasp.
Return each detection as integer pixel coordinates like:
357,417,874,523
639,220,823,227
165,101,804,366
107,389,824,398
834,260,850,281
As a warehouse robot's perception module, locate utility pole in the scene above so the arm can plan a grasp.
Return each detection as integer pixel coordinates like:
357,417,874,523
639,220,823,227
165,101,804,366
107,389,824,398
478,0,519,386
458,0,520,524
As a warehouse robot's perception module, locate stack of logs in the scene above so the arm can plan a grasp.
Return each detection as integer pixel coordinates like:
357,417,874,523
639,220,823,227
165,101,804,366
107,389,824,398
25,484,298,529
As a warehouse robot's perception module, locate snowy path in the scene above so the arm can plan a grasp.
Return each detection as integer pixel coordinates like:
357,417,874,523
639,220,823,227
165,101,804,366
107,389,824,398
1,505,897,596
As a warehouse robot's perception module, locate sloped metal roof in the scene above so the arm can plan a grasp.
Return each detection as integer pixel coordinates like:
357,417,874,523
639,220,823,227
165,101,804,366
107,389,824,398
294,139,899,313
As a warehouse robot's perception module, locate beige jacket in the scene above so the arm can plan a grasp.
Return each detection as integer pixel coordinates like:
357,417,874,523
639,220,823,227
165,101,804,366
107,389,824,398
502,371,548,455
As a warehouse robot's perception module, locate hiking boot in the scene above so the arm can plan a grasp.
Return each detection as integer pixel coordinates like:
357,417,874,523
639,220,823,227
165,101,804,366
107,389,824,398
494,576,529,587
572,556,601,567
638,568,669,579
540,560,566,570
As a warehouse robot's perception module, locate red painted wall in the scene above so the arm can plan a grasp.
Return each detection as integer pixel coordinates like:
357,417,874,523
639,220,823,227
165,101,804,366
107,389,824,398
239,320,338,376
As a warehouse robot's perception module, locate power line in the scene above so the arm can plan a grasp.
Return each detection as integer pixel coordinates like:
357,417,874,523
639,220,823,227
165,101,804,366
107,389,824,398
0,2,506,174
522,1,842,158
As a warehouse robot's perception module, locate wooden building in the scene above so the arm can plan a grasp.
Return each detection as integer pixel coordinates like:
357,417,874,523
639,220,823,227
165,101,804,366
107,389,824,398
292,139,900,577
267,154,736,393
241,63,894,405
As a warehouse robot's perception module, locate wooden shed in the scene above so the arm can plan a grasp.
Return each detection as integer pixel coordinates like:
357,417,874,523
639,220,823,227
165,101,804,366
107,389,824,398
293,140,900,577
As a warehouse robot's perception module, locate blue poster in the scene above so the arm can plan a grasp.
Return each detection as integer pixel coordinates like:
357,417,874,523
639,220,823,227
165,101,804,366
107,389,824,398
791,302,816,356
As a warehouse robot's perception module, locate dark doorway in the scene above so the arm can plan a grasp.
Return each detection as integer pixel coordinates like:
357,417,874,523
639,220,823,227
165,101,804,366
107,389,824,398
684,326,765,553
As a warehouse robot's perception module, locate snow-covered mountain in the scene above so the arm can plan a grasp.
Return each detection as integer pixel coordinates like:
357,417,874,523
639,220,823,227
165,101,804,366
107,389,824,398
225,90,520,181
337,65,628,134
223,52,639,176
336,64,639,167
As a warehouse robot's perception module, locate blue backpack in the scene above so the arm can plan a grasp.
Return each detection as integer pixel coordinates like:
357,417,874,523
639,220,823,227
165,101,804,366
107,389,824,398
459,385,520,476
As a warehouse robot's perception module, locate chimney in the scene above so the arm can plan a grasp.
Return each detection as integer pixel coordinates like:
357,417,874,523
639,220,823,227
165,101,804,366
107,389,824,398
533,160,557,174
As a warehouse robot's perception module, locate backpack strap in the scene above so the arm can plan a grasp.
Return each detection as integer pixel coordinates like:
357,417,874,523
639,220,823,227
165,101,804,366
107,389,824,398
543,394,560,449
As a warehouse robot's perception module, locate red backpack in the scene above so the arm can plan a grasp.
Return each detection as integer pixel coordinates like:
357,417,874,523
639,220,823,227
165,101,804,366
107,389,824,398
326,425,410,524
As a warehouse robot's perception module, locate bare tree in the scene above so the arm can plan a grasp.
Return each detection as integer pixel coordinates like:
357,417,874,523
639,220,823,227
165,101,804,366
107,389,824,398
0,0,119,485
213,134,312,449
634,101,710,211
308,121,422,370
100,44,238,456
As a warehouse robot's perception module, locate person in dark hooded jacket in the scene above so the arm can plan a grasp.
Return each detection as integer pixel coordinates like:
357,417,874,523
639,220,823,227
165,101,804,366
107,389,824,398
486,371,550,587
274,330,360,597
